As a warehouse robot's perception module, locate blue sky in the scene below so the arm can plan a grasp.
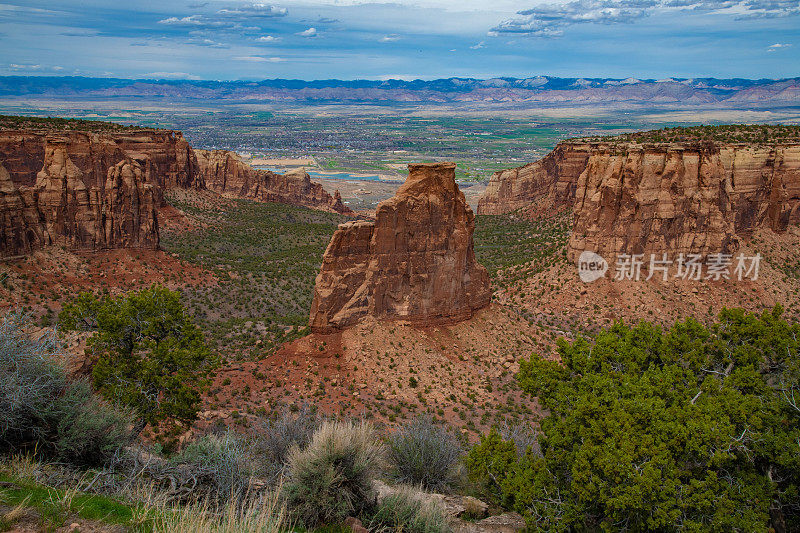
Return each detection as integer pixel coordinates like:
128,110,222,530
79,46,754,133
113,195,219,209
0,0,798,80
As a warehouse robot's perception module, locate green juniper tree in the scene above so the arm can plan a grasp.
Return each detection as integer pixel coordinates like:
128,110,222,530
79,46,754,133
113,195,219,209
468,306,800,532
60,285,216,435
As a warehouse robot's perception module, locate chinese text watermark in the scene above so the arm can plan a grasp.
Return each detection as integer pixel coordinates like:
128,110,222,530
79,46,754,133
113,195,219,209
578,252,761,283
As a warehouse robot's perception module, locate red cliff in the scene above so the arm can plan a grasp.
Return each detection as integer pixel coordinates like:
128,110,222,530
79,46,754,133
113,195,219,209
0,125,353,257
194,149,352,215
1,142,158,256
477,139,800,260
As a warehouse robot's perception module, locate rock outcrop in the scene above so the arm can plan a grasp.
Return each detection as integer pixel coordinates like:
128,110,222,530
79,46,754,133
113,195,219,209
310,162,491,333
0,142,159,256
194,149,352,214
0,125,353,257
477,143,591,218
477,140,800,260
0,129,199,190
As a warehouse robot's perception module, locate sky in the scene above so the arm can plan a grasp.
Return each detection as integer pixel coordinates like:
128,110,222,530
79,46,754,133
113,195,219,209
0,0,798,80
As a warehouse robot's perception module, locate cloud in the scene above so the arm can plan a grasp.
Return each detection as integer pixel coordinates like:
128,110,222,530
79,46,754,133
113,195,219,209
297,27,317,37
216,4,287,18
379,34,401,42
143,71,202,79
256,35,281,43
233,55,286,62
158,15,224,27
8,63,43,71
767,42,792,51
188,37,229,48
494,0,800,37
7,63,65,72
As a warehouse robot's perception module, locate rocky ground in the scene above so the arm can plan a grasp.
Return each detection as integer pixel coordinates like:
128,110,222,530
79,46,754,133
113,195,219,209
0,246,212,322
495,225,800,335
192,305,554,442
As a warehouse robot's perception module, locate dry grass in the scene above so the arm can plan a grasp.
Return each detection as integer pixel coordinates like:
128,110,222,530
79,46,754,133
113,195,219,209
139,493,289,533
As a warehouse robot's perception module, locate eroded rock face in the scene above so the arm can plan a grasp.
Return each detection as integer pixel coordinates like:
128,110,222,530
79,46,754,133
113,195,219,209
568,143,800,260
0,162,39,256
310,162,491,333
194,149,352,214
477,140,800,259
477,143,591,218
0,143,159,256
0,128,353,257
0,130,199,190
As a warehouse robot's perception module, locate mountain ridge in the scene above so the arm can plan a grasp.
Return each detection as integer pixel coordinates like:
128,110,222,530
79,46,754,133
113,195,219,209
2,76,799,104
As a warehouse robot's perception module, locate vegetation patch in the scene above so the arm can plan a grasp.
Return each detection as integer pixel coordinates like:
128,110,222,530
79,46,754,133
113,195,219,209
469,306,800,531
160,192,348,359
578,124,800,144
0,114,145,132
474,212,570,288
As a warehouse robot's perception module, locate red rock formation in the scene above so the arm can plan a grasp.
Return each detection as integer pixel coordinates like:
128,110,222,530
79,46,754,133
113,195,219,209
0,142,159,257
194,149,352,214
0,126,353,257
0,162,38,256
568,143,800,260
310,162,491,333
0,130,199,190
477,143,591,218
477,140,800,260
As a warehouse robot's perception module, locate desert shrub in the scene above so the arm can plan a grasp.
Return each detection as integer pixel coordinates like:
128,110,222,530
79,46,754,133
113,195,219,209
60,285,216,433
284,420,384,527
53,381,134,466
388,416,462,491
170,432,250,501
473,307,800,532
0,312,133,465
367,486,451,533
251,405,322,483
496,421,541,458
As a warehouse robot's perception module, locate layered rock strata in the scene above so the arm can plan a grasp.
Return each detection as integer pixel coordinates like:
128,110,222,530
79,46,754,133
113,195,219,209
1,143,159,256
194,149,351,214
310,162,491,333
0,128,352,257
477,141,800,259
477,143,591,218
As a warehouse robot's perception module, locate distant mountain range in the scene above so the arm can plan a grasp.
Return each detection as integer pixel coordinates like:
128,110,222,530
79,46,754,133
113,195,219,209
1,76,799,105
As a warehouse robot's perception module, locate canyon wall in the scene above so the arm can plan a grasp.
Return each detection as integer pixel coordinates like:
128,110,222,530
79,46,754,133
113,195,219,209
194,149,351,214
310,162,491,333
0,143,159,256
477,143,591,218
0,129,199,190
478,141,800,260
0,128,352,257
